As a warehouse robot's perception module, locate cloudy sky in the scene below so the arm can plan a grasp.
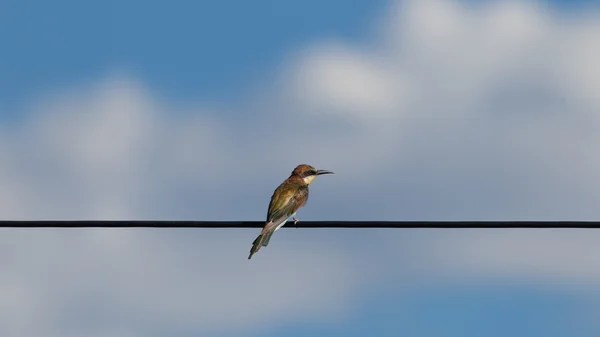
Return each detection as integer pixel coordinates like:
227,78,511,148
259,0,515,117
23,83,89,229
1,0,600,336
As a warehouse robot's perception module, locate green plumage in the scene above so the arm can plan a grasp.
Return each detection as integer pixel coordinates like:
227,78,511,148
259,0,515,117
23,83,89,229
267,180,308,225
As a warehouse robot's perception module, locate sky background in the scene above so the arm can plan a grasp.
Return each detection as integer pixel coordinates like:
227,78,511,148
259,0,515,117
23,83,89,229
1,0,600,336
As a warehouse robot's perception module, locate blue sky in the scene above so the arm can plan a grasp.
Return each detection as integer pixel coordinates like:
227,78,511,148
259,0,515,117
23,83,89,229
1,0,600,337
0,0,385,112
270,284,586,337
0,0,592,111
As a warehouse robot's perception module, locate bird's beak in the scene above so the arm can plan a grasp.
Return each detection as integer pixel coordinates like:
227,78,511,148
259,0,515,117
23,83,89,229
316,169,334,175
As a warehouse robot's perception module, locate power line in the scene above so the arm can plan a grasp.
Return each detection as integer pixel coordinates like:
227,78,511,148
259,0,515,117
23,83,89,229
0,221,598,228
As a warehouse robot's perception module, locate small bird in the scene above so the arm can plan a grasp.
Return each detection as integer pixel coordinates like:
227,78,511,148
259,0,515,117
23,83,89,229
248,164,334,259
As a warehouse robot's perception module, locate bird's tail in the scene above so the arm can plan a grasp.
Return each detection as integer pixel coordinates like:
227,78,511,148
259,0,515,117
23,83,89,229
262,230,274,247
248,221,278,259
248,234,264,259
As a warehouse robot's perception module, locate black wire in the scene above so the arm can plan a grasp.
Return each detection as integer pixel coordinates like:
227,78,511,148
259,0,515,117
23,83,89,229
0,221,598,228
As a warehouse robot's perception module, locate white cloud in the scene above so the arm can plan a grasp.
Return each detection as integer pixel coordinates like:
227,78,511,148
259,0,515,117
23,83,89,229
372,229,600,287
0,78,364,337
287,43,407,119
3,0,600,336
0,229,360,337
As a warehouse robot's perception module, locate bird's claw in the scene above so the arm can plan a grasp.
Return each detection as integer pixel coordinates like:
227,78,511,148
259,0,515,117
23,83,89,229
293,217,299,225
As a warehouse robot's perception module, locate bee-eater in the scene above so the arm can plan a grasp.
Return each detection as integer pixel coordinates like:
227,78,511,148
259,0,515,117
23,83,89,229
248,164,334,259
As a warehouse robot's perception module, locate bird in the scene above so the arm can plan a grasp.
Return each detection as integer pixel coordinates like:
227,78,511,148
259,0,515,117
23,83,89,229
248,164,334,259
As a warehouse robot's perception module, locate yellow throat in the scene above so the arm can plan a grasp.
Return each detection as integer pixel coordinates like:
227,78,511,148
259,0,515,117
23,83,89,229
303,175,316,185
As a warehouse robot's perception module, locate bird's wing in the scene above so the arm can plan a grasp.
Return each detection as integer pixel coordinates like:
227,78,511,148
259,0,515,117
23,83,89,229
266,182,308,226
250,183,309,257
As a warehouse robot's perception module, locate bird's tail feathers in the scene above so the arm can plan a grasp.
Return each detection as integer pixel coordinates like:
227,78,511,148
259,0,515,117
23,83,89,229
262,230,274,247
248,221,279,259
248,234,264,259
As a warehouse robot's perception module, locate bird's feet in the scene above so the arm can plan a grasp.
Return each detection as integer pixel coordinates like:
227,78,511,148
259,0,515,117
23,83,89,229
293,216,299,226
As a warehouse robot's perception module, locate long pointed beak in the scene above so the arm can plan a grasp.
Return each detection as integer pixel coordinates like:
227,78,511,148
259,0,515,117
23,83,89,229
316,169,334,175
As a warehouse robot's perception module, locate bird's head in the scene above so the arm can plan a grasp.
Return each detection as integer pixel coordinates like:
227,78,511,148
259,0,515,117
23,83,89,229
291,164,334,185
